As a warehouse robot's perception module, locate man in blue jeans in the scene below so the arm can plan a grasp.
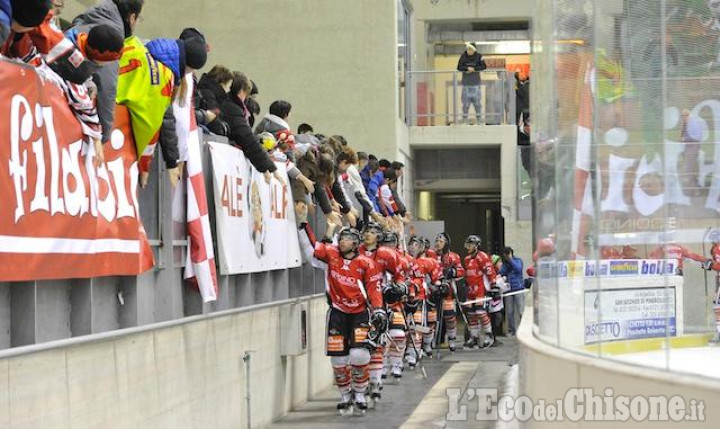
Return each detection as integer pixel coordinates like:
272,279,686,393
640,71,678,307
499,247,524,335
457,42,487,124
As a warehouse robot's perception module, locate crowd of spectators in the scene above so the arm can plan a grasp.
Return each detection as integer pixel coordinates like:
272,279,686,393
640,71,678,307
1,0,411,233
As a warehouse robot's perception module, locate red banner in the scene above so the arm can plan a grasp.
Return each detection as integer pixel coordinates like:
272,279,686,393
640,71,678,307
0,60,154,281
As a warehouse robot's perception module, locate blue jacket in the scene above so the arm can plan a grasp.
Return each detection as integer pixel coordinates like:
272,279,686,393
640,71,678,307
0,0,11,44
499,256,524,291
367,171,385,214
360,164,372,190
146,38,185,85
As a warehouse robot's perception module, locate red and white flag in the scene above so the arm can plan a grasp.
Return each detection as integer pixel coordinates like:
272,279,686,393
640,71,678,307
571,64,595,260
179,76,218,302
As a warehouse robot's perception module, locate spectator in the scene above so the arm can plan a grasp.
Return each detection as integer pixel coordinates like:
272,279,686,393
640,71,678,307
197,65,233,136
222,71,282,183
298,123,314,134
499,247,524,336
364,159,381,210
357,152,369,171
489,254,505,337
72,0,145,145
255,100,292,135
390,161,408,219
340,150,381,225
515,71,532,177
456,42,486,125
178,27,210,131
5,0,96,85
144,37,207,186
115,34,175,186
246,80,260,127
64,24,123,166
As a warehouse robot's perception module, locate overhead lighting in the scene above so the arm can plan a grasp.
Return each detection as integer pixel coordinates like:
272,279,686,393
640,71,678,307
474,40,531,54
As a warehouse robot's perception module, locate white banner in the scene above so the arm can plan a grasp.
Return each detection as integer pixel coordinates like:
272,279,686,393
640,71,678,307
208,142,301,274
584,287,677,344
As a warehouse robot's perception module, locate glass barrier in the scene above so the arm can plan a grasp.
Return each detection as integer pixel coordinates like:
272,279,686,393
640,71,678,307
406,69,511,126
532,0,720,381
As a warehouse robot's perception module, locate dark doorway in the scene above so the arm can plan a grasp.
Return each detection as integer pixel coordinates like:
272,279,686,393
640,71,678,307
434,194,504,256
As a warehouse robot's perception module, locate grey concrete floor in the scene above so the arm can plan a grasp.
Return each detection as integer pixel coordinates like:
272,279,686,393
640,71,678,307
269,336,519,429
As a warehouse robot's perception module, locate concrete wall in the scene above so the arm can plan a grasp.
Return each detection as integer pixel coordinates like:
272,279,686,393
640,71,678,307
518,308,720,428
0,295,331,429
132,0,400,162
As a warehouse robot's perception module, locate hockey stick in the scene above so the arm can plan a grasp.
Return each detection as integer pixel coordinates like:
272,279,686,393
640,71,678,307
460,289,529,307
451,280,470,325
400,308,428,379
433,299,444,359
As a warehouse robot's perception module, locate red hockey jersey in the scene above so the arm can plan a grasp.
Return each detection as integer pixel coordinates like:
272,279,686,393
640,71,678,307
314,242,382,314
463,251,497,300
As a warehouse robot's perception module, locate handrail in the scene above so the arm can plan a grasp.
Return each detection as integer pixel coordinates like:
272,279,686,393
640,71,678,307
407,69,509,74
0,293,325,360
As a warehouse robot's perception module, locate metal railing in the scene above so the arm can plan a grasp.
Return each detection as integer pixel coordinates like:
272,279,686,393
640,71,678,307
406,69,515,127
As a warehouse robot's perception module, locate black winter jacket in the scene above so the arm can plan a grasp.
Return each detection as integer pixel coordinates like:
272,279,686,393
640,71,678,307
197,73,230,136
158,107,179,168
457,52,487,86
221,96,277,173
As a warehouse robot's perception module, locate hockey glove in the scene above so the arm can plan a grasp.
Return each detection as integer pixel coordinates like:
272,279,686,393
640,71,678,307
443,267,456,279
370,309,388,333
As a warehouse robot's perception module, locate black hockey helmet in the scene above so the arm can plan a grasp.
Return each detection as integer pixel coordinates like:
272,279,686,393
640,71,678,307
465,234,482,247
381,231,399,245
338,227,361,248
362,221,383,235
435,232,451,251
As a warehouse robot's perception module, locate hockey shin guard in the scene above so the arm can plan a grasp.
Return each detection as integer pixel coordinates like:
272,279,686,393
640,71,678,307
349,348,371,394
331,355,352,395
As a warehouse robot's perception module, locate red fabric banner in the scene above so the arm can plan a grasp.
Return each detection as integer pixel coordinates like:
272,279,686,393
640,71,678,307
0,60,154,281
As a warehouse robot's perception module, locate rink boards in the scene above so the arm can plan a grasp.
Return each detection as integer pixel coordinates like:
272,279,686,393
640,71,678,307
534,259,685,349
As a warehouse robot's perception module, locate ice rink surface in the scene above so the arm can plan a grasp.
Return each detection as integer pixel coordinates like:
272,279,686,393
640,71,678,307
612,346,720,379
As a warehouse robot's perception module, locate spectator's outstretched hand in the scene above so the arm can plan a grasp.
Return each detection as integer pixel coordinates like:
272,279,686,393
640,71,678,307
295,201,308,224
301,177,315,193
93,139,105,170
346,211,357,228
168,166,181,188
328,211,343,228
140,171,150,188
273,170,286,187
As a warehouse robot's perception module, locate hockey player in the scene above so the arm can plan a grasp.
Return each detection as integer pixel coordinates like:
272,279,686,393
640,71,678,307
462,234,498,349
434,232,465,351
297,219,386,414
703,230,720,343
406,236,445,364
357,222,405,402
648,242,708,275
378,231,410,379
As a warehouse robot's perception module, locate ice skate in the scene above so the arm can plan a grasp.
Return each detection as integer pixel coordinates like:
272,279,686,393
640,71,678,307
709,332,720,346
337,392,353,416
448,337,457,352
405,353,417,369
354,392,368,414
480,333,495,349
464,337,478,349
391,365,403,379
369,381,382,402
423,342,433,357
